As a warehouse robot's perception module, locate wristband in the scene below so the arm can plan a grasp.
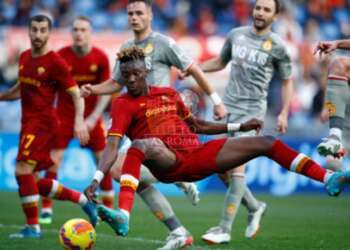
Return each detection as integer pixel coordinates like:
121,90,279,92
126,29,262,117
227,123,241,132
209,92,222,105
93,170,104,183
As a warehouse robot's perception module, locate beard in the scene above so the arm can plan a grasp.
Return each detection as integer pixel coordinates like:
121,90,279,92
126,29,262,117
31,38,48,50
253,18,272,31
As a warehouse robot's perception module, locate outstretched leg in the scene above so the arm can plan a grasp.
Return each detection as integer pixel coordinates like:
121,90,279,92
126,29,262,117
318,57,350,158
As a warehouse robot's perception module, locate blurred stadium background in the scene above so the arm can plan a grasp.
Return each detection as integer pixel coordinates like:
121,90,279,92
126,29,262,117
1,0,350,205
1,0,350,195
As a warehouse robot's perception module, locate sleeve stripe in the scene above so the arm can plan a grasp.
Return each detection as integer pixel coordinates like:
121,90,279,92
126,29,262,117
108,132,123,137
65,85,78,92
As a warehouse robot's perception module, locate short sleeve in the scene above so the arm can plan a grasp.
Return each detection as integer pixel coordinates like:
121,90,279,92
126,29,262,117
111,59,125,84
275,46,292,80
174,91,191,120
163,38,193,71
51,54,77,90
219,33,233,65
108,98,133,137
99,51,111,82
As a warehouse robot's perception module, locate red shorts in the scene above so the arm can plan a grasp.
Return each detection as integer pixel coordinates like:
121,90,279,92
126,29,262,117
151,138,227,183
17,122,57,171
55,119,106,152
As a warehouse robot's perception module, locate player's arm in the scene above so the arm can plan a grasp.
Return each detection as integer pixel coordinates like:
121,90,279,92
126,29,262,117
66,86,90,145
84,135,121,201
200,56,227,72
314,39,350,55
277,78,293,133
186,64,227,120
185,115,263,135
81,78,123,97
85,95,111,130
0,82,21,100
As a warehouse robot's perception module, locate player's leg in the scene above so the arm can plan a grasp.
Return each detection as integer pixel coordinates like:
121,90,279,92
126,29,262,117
37,170,98,227
317,57,350,157
94,150,115,208
106,150,193,249
9,161,41,238
217,136,350,196
203,113,265,244
90,123,115,208
39,148,64,224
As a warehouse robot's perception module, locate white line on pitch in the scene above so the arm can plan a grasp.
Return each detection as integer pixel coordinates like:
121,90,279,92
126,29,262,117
0,223,231,250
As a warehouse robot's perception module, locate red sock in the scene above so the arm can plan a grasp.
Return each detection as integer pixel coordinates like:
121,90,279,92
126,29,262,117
100,172,114,208
41,171,57,212
16,174,39,225
119,147,145,213
37,178,82,204
267,140,327,182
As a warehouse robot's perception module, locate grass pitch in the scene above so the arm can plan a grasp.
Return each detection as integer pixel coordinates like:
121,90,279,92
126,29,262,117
0,191,349,250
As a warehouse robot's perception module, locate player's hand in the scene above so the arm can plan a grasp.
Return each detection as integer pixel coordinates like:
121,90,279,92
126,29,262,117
276,112,288,134
81,84,93,98
240,118,263,133
74,119,90,145
314,41,337,56
84,180,100,204
319,107,330,123
213,103,227,120
85,115,98,131
178,70,190,80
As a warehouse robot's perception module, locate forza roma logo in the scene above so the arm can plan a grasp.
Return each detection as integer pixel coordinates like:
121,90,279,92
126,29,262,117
37,66,45,75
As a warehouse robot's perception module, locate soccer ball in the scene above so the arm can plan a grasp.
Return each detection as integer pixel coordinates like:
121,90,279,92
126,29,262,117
59,218,96,249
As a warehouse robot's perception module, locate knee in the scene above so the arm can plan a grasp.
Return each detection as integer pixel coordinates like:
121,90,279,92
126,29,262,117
261,135,276,151
130,139,149,153
137,182,151,193
15,161,34,176
329,57,350,76
131,138,163,157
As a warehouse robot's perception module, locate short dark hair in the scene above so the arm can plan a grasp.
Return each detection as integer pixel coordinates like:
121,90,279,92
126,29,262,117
74,15,92,25
28,14,52,30
128,0,152,8
117,46,145,64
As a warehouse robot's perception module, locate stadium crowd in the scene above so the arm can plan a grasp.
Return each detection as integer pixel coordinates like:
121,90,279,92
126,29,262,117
0,0,349,135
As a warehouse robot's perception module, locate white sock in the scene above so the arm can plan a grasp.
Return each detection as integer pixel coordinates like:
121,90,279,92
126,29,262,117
171,226,186,235
120,209,130,219
79,194,88,206
323,170,334,183
330,128,342,140
28,224,40,232
41,208,52,214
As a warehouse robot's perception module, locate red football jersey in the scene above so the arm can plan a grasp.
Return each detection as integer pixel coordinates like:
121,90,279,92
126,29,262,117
57,46,110,120
108,87,201,152
18,49,76,125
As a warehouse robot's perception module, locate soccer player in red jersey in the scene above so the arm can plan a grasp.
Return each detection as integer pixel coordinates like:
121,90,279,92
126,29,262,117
84,46,350,240
39,16,114,224
0,15,97,238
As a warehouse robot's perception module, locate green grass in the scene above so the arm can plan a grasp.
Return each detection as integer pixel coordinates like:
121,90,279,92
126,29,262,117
0,191,349,249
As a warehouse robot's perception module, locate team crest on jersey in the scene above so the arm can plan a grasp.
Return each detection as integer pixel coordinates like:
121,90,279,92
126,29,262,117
19,65,24,71
144,42,153,54
325,101,336,116
90,64,98,72
262,39,273,52
161,95,170,102
37,66,45,75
